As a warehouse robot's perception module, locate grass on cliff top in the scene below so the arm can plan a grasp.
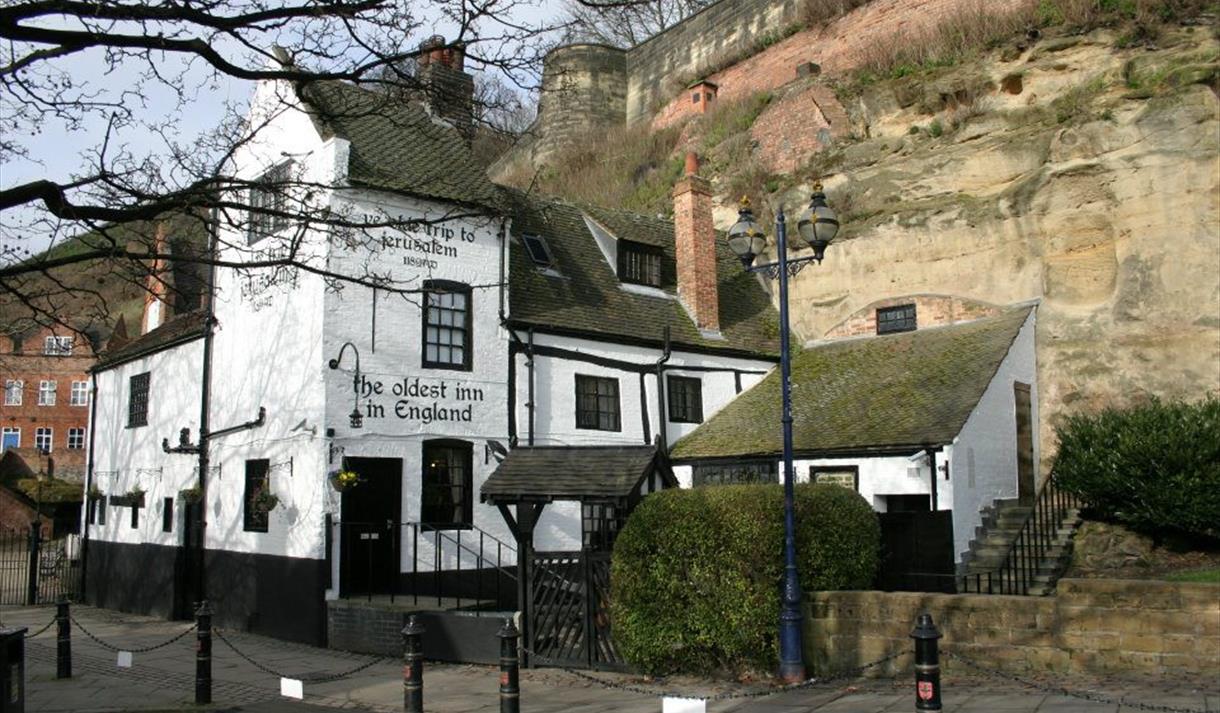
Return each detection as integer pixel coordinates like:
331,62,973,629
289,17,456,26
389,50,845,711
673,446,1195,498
1164,567,1220,583
509,92,776,217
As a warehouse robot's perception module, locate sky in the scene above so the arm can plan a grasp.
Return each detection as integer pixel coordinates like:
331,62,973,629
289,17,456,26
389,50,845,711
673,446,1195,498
0,0,561,259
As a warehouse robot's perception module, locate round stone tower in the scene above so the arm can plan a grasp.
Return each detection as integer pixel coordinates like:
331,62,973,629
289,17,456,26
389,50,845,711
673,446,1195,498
533,43,629,163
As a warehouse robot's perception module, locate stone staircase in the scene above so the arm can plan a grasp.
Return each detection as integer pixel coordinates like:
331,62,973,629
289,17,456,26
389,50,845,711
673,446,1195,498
959,497,1083,596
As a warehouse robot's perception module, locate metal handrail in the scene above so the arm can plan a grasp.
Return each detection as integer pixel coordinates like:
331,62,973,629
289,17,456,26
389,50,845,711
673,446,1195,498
960,476,1080,596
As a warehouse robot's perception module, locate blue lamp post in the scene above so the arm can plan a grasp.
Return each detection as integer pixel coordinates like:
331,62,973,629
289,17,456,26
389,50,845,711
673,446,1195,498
727,184,839,683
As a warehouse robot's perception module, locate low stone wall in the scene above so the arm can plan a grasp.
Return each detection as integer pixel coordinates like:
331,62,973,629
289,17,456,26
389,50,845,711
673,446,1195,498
805,578,1220,679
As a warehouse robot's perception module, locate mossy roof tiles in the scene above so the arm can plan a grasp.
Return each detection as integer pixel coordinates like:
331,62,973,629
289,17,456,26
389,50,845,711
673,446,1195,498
481,445,664,502
504,190,781,357
301,81,502,211
670,308,1033,460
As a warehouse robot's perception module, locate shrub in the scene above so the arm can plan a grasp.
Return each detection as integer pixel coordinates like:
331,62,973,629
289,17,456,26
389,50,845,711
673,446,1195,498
610,483,880,675
1053,398,1220,539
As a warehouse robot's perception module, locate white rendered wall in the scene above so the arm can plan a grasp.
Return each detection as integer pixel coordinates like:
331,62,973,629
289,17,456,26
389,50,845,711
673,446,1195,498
324,189,513,581
949,309,1038,561
86,340,205,547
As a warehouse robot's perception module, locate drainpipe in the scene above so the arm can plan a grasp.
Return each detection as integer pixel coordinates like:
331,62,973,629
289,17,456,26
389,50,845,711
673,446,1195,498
928,445,939,511
526,328,535,446
654,327,672,453
79,372,100,599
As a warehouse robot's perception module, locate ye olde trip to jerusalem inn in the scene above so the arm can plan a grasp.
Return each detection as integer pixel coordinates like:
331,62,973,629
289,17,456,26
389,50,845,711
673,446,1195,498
83,40,1039,657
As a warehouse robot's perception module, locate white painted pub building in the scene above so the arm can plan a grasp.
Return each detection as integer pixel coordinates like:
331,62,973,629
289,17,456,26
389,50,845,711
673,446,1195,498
82,44,1037,650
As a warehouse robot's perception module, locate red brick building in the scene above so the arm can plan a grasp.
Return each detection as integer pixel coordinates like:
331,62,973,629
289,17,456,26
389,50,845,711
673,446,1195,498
1,325,101,481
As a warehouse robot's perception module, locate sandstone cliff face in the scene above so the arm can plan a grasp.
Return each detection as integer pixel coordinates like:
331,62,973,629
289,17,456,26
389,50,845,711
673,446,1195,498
730,27,1220,468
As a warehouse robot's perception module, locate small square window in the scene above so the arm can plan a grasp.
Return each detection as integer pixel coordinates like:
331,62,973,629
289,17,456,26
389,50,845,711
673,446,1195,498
877,304,917,334
67,428,85,450
34,427,52,453
692,92,701,103
70,381,89,406
618,241,663,288
38,380,57,406
519,233,553,267
2,427,20,450
43,336,73,356
4,380,21,406
667,375,703,423
575,375,620,431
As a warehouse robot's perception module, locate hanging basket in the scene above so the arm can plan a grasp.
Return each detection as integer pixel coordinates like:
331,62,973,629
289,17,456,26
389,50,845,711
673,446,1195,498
328,470,360,493
251,490,280,515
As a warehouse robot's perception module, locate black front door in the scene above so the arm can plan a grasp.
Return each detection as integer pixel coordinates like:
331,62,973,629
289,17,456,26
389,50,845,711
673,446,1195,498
174,500,203,619
340,458,402,597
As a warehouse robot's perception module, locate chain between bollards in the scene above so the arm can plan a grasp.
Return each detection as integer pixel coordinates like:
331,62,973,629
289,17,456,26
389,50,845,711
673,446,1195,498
55,598,71,679
497,618,520,713
195,600,213,705
910,612,943,711
402,614,424,713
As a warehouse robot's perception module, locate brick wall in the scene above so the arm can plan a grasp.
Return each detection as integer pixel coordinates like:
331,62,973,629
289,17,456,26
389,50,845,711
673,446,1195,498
823,294,1002,339
750,83,851,173
1,327,96,480
805,579,1220,679
327,599,406,655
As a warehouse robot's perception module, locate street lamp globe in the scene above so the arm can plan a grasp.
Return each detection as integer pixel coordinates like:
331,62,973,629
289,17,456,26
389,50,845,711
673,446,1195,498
796,184,839,263
727,198,767,268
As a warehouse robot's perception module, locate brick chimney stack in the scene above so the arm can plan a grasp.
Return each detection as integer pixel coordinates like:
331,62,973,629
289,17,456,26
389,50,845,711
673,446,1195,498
140,223,171,335
672,152,720,334
416,35,475,141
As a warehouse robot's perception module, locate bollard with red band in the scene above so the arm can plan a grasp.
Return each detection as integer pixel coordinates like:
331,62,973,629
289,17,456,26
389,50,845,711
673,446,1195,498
497,618,520,713
55,598,71,679
195,600,213,705
910,612,943,710
402,614,424,713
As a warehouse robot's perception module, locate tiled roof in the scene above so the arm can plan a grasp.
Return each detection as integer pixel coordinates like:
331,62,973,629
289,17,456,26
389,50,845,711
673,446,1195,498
670,308,1034,460
300,81,502,211
503,190,781,357
95,311,209,370
481,445,667,502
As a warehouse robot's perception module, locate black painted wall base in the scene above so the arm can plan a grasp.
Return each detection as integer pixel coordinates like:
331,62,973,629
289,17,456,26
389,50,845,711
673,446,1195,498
85,540,328,646
327,600,510,665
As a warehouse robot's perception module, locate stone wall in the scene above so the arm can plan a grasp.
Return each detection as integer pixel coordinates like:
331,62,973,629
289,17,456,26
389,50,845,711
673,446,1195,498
625,0,803,124
532,44,628,164
805,579,1220,679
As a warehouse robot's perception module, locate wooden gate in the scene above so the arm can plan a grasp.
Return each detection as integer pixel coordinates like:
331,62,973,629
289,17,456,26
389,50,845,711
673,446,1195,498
527,551,624,670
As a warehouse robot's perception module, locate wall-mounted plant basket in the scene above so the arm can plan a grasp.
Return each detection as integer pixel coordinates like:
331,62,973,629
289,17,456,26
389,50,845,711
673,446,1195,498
112,489,145,508
328,470,360,493
251,491,279,515
179,486,203,504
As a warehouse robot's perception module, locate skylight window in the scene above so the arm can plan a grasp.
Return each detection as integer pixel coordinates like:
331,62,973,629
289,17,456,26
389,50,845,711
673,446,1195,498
520,233,553,266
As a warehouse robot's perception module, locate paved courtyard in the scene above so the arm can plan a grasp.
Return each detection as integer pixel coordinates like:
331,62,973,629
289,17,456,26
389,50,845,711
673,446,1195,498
1,605,1216,712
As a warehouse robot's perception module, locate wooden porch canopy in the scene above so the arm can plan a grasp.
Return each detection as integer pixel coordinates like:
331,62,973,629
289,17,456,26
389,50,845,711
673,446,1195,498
480,445,675,508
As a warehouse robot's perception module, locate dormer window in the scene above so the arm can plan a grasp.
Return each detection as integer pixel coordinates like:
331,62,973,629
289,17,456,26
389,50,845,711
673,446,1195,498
519,233,553,267
618,240,662,288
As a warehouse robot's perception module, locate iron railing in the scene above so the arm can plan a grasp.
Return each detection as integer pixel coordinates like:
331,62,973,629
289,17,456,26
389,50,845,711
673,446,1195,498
0,526,82,605
958,477,1081,596
332,519,518,612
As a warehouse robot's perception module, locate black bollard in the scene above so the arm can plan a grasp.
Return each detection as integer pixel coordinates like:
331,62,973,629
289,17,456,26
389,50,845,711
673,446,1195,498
910,613,943,711
195,600,212,705
497,618,520,713
55,598,71,679
402,614,424,713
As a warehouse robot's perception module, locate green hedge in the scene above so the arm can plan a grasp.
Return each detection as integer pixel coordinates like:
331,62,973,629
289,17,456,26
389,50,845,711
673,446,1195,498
610,483,880,675
1053,398,1220,539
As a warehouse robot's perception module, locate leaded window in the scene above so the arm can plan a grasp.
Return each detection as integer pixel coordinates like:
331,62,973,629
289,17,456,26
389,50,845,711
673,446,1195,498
38,380,56,406
618,241,662,287
692,461,778,487
422,281,472,370
247,161,294,244
4,380,21,406
877,304,917,334
575,375,620,431
421,439,472,529
70,380,89,406
667,375,704,423
582,503,625,552
243,459,271,532
128,372,150,427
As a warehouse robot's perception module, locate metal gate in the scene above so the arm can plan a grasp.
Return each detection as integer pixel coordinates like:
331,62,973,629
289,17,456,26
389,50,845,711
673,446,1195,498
0,526,82,605
528,551,623,670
